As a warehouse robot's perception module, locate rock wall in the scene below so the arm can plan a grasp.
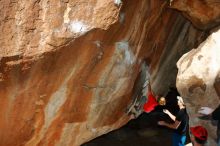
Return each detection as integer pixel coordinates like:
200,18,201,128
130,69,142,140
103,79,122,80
170,0,220,30
0,0,218,146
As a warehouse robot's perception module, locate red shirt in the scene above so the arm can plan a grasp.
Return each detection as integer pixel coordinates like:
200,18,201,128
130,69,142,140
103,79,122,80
143,91,158,113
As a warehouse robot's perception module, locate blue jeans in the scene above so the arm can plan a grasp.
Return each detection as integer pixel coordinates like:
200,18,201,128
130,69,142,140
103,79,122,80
218,139,220,146
172,133,186,146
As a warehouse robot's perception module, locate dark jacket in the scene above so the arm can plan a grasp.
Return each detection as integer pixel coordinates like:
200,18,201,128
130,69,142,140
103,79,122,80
212,105,220,120
212,105,220,141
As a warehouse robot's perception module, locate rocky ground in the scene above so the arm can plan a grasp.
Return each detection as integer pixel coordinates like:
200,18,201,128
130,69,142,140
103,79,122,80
82,113,189,146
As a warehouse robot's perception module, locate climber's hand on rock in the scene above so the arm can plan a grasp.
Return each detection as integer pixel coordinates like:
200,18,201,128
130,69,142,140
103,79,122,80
130,114,136,119
158,121,165,126
198,107,214,115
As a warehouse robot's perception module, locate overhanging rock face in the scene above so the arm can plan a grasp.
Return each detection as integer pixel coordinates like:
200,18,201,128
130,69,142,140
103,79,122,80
0,0,216,146
170,0,220,30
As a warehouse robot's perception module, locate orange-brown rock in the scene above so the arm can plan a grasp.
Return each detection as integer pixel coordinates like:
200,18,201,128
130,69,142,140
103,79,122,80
0,0,213,146
170,0,220,30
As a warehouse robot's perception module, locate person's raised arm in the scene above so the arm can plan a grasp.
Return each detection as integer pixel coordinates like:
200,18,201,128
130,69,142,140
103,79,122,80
163,109,176,121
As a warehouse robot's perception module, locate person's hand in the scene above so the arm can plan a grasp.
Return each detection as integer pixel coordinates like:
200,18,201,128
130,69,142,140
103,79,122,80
130,114,136,119
198,107,214,115
158,121,165,126
163,109,170,115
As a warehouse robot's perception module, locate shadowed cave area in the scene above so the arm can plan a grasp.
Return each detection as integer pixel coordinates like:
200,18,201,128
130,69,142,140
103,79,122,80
82,113,174,146
82,89,187,146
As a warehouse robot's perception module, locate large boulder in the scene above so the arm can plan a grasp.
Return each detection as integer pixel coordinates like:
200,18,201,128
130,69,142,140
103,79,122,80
177,29,220,145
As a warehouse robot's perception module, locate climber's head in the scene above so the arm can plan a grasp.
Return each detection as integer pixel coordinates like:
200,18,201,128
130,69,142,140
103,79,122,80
158,97,166,106
177,96,185,108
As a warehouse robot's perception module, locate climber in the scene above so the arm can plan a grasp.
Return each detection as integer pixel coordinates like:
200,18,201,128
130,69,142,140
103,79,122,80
142,83,169,113
158,96,189,146
140,84,179,126
185,126,208,146
198,104,220,146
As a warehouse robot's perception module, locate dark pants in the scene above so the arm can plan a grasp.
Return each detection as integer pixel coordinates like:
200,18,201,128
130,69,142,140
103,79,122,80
218,122,220,146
